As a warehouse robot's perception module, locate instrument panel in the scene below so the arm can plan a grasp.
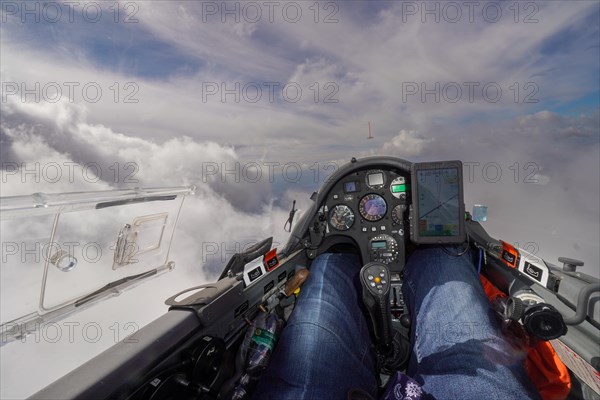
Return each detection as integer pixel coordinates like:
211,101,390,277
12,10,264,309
322,169,409,271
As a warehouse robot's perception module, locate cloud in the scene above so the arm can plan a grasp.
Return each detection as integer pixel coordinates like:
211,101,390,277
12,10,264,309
383,130,434,157
369,108,599,274
0,92,299,289
0,95,297,398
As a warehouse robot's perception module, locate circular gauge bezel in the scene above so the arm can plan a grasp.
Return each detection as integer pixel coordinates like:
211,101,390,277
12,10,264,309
358,194,387,222
391,204,405,225
389,176,407,199
329,204,355,231
365,169,386,190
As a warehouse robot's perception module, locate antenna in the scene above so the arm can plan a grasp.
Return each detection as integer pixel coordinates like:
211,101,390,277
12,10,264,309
367,121,374,139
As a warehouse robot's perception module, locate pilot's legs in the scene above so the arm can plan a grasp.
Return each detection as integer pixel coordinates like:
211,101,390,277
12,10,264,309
402,246,540,399
252,253,378,400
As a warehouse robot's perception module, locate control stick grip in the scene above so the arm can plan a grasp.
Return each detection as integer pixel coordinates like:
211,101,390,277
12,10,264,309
360,262,393,351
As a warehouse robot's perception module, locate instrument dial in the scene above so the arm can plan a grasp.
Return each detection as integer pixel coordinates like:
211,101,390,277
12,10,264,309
369,234,399,264
389,176,407,200
391,205,405,225
329,204,355,231
359,194,387,222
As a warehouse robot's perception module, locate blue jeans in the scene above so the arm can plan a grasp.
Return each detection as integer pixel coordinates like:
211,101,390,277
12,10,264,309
253,248,539,399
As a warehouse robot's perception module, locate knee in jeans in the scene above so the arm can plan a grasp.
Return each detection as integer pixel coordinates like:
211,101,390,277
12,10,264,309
285,322,340,353
309,253,361,282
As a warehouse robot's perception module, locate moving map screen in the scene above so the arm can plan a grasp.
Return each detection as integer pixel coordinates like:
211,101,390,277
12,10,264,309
411,161,465,244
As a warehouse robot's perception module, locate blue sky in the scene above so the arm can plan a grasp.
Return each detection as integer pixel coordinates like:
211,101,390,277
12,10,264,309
1,2,599,397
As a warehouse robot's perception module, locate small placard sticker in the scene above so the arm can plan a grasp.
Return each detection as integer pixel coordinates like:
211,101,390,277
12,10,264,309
264,248,279,271
502,250,516,266
248,266,263,282
243,256,267,287
516,247,549,287
500,241,519,268
523,262,542,281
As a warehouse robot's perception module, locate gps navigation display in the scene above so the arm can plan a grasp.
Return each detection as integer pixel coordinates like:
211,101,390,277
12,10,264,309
410,161,465,244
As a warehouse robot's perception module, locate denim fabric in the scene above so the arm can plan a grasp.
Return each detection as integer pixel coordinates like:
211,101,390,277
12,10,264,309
253,248,539,400
402,247,539,399
253,253,378,400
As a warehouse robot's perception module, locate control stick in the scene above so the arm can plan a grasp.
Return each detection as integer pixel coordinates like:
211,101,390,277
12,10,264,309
360,262,393,352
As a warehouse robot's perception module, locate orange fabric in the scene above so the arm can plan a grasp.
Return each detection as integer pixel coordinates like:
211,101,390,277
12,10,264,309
480,274,505,301
526,341,571,400
479,275,571,400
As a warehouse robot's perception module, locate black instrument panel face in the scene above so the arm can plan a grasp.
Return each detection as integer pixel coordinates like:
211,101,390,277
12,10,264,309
324,169,409,271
